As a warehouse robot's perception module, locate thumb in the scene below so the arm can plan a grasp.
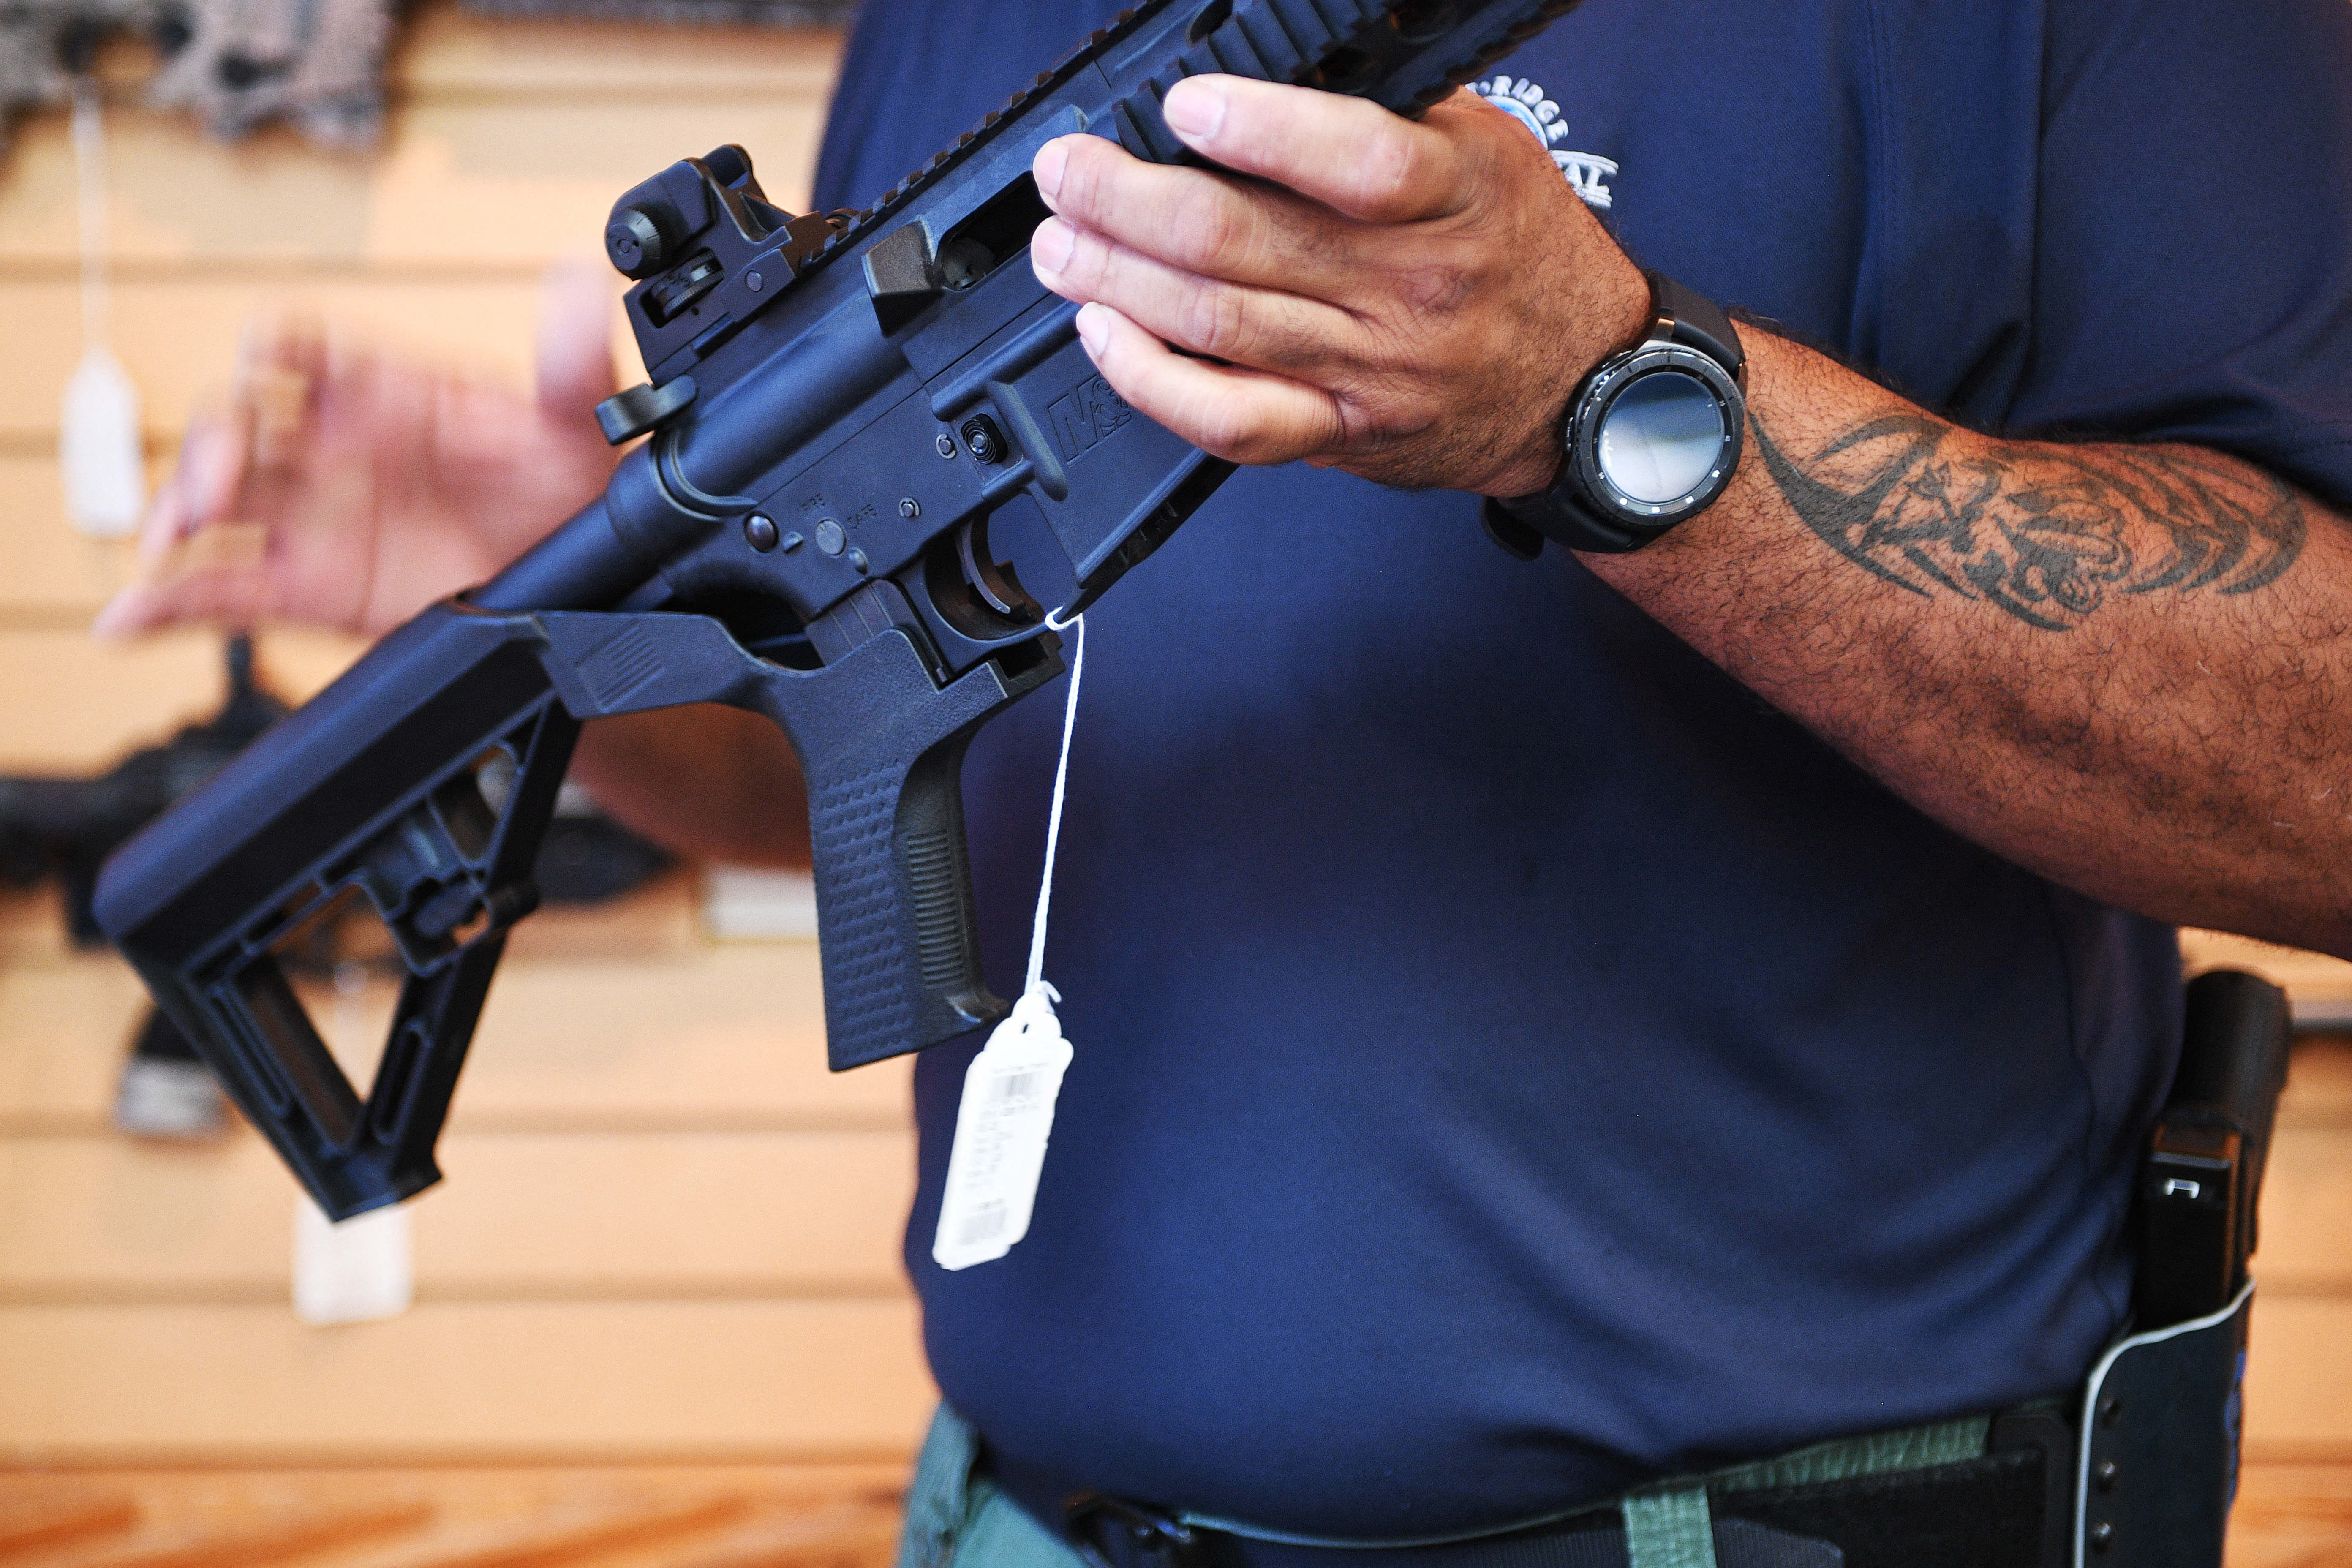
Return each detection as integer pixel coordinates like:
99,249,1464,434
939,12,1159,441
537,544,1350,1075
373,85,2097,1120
535,252,619,427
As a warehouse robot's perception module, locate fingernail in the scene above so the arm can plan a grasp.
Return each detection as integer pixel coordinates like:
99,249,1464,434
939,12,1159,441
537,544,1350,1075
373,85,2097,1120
1034,138,1068,199
1032,217,1075,275
1162,78,1225,141
1075,302,1110,357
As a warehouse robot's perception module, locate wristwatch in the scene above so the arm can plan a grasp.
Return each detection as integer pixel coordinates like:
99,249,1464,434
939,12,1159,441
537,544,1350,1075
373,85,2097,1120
1482,271,1747,558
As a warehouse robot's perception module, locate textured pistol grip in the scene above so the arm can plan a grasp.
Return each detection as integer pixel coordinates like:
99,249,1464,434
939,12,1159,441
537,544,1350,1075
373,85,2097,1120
749,628,1062,1070
807,738,998,1070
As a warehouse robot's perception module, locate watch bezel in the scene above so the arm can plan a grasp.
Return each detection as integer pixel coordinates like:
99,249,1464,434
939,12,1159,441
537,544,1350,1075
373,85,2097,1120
1565,343,1747,534
1483,271,1749,557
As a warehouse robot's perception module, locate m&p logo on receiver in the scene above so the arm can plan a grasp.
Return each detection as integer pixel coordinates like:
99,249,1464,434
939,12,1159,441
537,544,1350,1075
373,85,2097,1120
1473,74,1617,212
1051,373,1135,463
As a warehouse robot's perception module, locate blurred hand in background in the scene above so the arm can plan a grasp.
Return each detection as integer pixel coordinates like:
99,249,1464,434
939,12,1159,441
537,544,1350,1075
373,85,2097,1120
87,256,811,866
93,256,622,642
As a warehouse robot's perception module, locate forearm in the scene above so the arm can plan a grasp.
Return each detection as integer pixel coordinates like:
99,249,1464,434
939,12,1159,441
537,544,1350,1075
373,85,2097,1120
863,72,2352,946
1584,329,2352,954
568,705,810,868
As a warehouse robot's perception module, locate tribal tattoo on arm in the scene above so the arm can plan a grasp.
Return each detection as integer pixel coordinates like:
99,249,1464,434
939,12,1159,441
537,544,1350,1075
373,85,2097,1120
1749,413,2307,632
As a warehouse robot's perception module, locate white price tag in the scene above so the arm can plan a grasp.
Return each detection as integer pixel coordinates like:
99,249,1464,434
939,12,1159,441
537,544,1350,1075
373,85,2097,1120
932,988,1074,1271
62,346,144,538
293,1198,414,1326
62,86,144,539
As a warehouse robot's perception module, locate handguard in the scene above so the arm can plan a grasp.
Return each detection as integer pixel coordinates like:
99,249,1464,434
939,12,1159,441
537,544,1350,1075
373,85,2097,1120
97,0,1588,1219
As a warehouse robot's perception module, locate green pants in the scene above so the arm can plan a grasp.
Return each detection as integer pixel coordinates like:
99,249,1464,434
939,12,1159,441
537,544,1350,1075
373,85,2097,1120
898,1405,1089,1568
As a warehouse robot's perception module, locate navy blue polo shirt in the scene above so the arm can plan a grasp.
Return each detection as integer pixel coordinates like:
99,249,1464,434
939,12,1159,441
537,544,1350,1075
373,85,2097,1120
812,0,2352,1537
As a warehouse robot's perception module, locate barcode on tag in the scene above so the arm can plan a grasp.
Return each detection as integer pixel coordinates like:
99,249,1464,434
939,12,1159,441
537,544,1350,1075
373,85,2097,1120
932,1004,1074,1272
956,1200,1010,1247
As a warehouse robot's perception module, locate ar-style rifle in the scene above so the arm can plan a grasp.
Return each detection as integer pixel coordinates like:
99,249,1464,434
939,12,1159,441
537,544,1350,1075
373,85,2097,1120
97,0,1582,1218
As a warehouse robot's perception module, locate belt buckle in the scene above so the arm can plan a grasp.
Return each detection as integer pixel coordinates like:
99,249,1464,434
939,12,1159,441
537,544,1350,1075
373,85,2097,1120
1066,1492,1216,1568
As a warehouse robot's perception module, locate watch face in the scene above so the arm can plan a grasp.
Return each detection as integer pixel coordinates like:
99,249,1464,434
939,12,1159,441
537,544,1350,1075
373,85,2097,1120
1595,368,1727,505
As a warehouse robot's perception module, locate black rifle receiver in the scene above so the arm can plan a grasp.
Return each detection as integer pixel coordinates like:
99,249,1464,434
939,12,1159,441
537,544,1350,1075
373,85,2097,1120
94,0,1585,1220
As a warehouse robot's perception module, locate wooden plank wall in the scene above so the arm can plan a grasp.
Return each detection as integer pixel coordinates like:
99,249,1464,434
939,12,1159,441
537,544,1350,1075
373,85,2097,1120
0,0,944,1466
0,8,2345,1562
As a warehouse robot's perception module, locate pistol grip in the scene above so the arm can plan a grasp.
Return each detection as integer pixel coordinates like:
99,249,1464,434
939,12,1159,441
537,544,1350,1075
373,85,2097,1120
806,736,996,1067
740,628,1063,1070
531,609,1064,1070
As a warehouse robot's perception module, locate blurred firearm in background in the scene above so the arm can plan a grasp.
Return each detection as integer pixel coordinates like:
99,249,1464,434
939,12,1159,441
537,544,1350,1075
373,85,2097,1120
0,634,283,947
0,0,393,155
0,635,283,1134
2,632,671,1135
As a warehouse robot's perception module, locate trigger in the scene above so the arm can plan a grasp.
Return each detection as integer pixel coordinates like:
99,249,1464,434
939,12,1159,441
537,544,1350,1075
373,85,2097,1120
956,517,1037,623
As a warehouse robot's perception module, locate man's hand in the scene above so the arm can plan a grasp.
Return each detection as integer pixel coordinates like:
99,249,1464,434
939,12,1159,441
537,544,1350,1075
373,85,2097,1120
93,258,623,642
1040,70,2352,961
1030,75,1647,498
88,260,810,868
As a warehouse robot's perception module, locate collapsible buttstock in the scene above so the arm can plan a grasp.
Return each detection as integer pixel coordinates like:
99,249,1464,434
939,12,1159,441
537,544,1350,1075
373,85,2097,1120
95,591,1064,1214
96,604,580,1219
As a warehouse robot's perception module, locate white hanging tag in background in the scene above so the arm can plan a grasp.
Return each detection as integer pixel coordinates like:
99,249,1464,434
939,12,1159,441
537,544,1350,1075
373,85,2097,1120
294,1199,415,1326
63,346,145,537
933,986,1077,1271
293,961,415,1324
61,77,144,539
932,613,1089,1272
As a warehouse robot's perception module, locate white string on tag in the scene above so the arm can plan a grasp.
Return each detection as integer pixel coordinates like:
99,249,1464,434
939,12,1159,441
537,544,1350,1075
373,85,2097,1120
60,76,145,539
74,79,107,350
1026,611,1085,994
932,615,1085,1271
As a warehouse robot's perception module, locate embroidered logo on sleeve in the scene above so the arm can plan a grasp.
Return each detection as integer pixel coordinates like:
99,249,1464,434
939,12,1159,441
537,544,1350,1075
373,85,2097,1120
1474,74,1618,211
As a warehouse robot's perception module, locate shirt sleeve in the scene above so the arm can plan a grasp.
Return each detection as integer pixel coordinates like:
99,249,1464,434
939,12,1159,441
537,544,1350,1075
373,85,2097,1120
2014,0,2352,508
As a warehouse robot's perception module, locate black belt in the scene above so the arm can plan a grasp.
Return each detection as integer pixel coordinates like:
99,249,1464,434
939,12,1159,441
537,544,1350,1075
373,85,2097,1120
987,1407,2077,1568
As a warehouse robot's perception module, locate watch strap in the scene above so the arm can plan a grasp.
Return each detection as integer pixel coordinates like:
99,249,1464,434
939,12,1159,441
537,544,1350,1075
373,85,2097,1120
1486,487,1653,554
1649,272,1744,381
1479,496,1548,561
